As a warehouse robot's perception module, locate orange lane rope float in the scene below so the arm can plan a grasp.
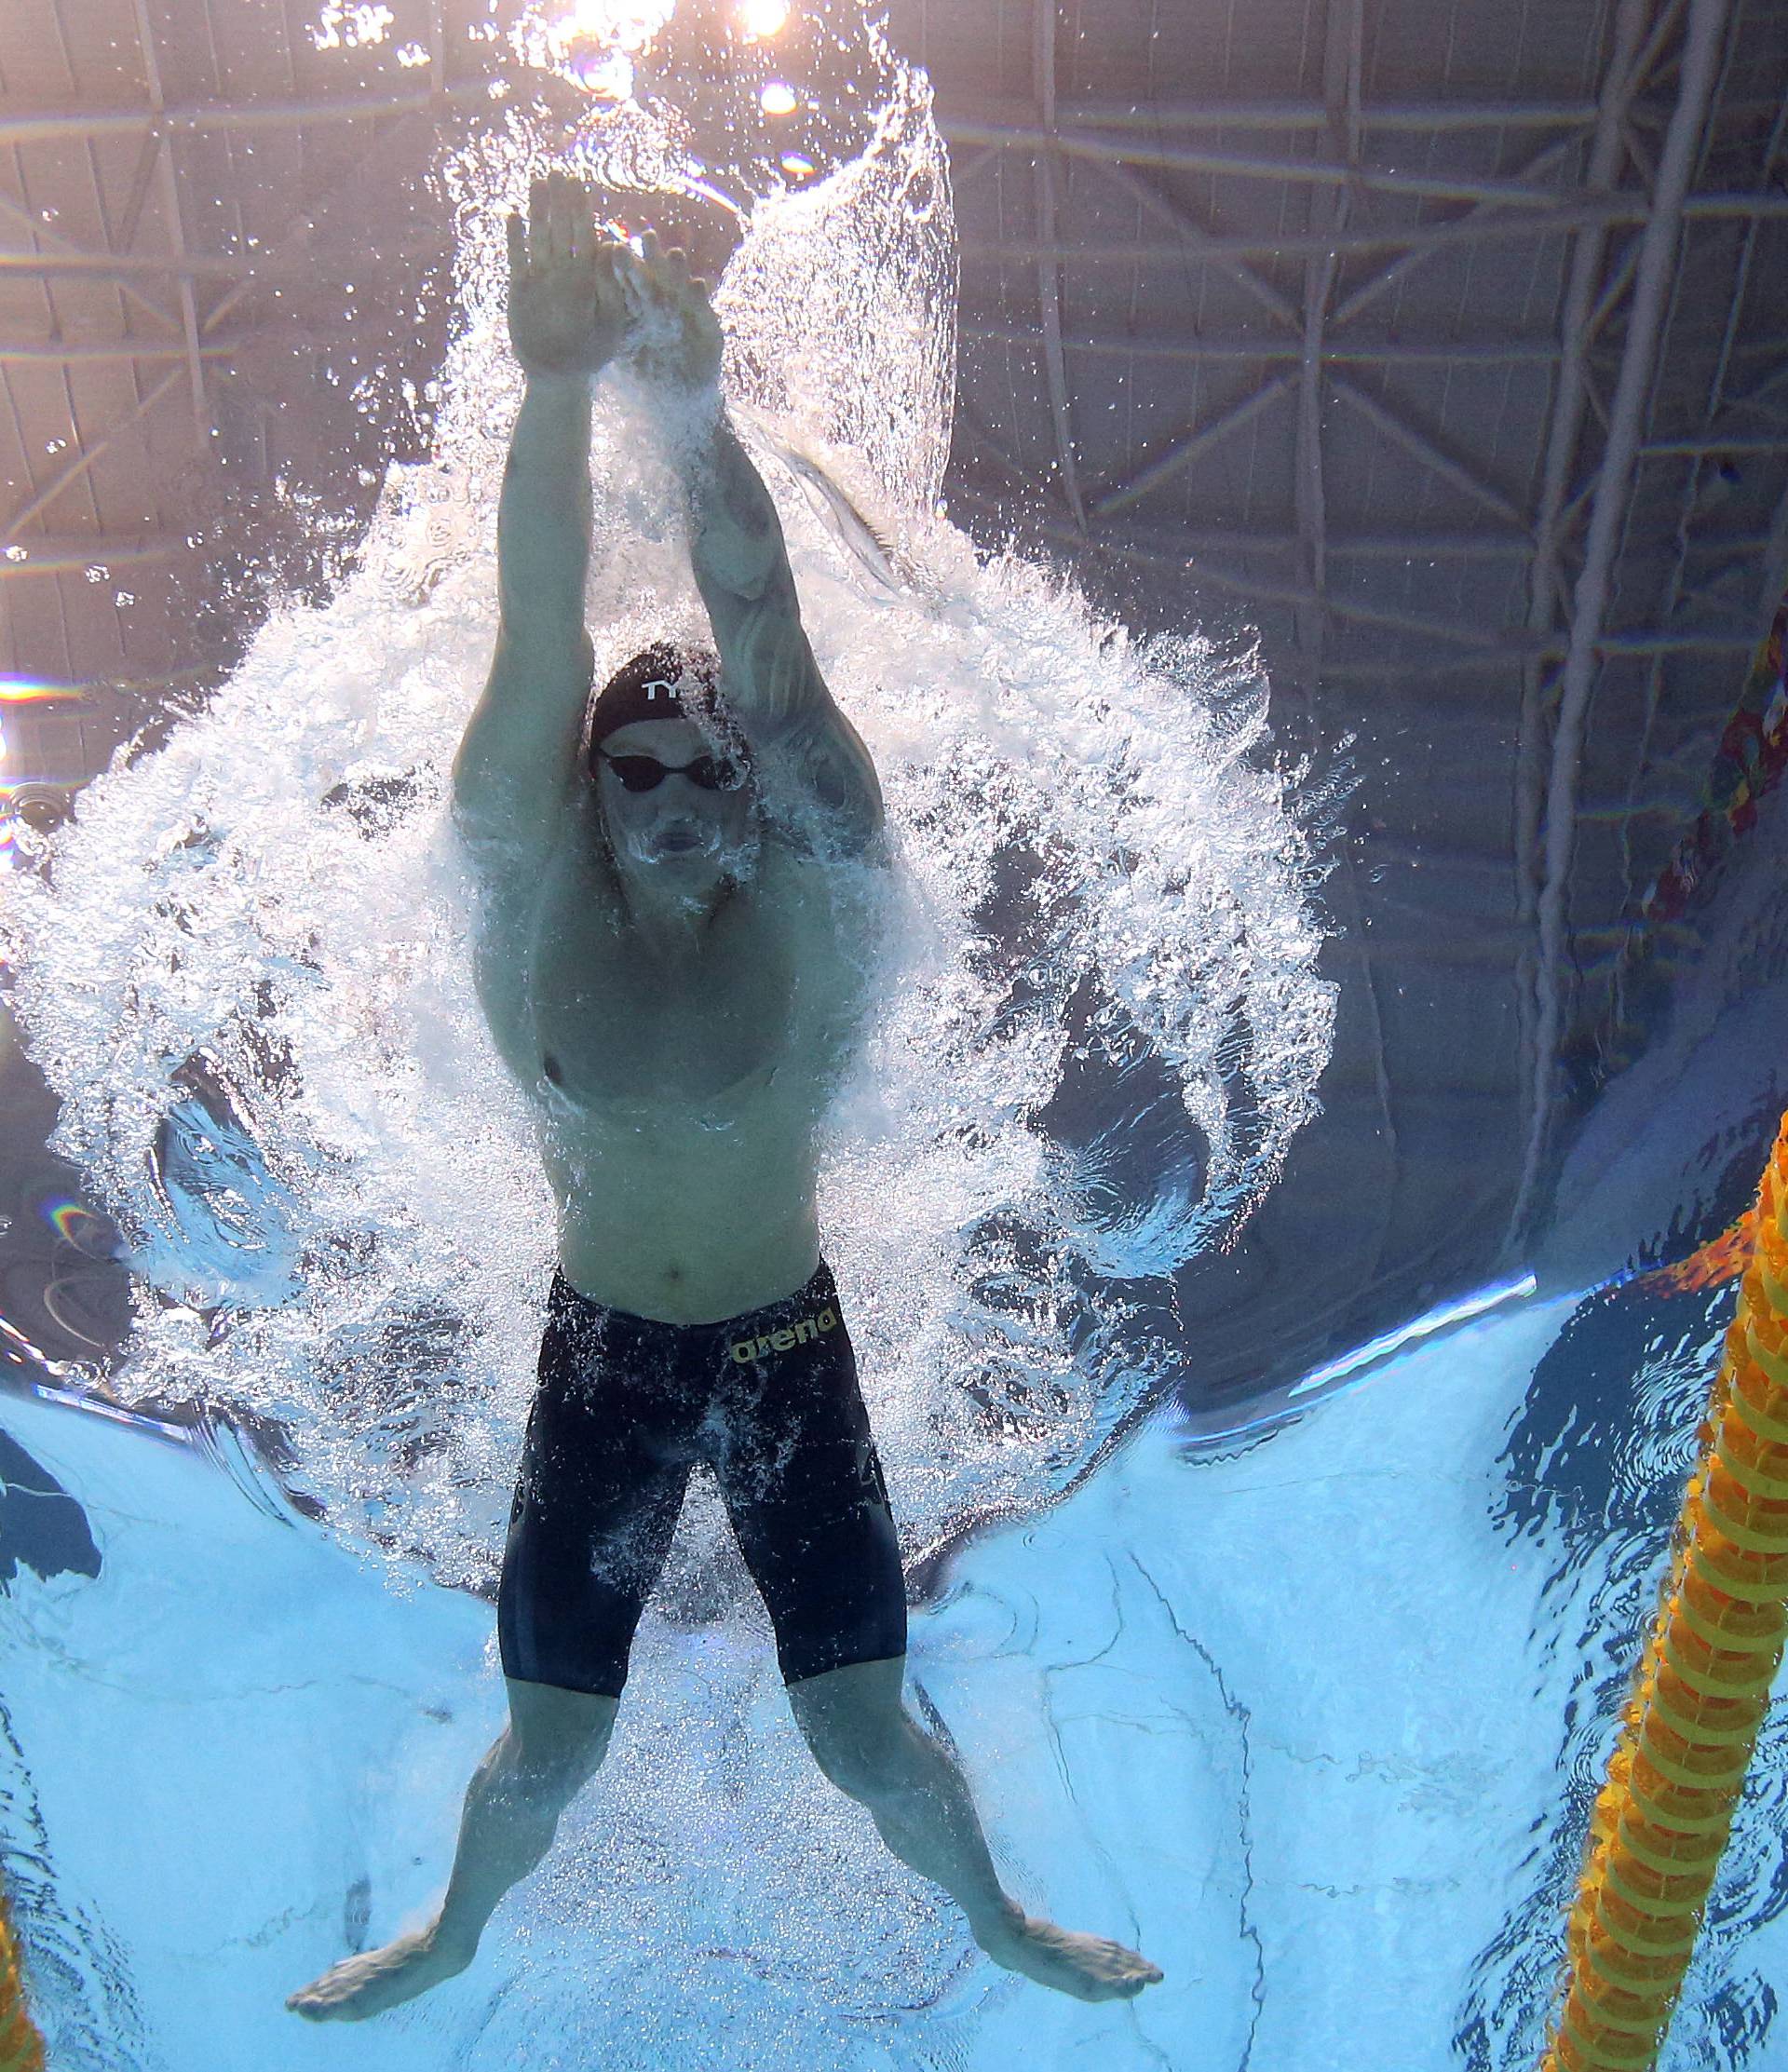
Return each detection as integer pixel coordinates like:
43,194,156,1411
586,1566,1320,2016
1634,1206,1759,1298
0,1890,44,2072
1542,1111,1788,2071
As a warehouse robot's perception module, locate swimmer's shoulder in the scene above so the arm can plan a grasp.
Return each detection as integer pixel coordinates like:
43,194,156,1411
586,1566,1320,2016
470,805,624,1086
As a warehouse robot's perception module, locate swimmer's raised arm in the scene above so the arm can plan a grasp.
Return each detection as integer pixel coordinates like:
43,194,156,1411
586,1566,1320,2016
620,235,885,853
452,173,628,855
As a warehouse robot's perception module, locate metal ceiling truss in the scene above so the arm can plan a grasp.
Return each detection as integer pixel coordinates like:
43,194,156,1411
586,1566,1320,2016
940,0,1784,1273
130,0,209,439
1577,15,1788,1204
972,108,1779,547
954,187,1788,271
0,0,457,636
0,0,458,778
1515,0,1668,1019
0,81,490,150
1031,0,1085,533
1511,0,1735,1242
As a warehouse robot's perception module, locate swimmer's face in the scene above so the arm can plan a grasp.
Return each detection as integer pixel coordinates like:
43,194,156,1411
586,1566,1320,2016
592,716,757,879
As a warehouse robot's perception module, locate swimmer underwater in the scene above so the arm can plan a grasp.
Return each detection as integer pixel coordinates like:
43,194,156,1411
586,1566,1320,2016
287,171,1162,2019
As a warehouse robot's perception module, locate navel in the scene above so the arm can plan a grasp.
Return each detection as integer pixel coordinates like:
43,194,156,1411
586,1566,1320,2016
542,1051,563,1086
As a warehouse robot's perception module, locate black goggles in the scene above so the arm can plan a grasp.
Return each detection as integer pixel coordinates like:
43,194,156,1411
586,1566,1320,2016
594,747,748,793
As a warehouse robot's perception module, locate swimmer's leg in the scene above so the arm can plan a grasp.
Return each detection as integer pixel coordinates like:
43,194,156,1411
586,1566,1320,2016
785,1655,1163,2004
287,1677,617,2022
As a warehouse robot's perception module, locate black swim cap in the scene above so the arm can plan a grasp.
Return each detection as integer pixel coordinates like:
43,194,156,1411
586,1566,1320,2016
585,643,725,767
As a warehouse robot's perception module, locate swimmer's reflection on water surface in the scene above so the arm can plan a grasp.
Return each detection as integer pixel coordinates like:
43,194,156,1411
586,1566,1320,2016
287,171,1162,2021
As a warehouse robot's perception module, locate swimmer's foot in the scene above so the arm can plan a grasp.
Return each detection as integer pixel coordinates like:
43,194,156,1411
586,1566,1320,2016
975,1906,1164,2002
286,1922,474,2022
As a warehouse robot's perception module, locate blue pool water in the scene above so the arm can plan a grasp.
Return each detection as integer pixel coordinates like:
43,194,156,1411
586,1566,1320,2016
4,1261,1785,2068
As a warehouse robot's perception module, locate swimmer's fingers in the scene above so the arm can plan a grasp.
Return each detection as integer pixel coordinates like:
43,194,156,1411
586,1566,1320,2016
508,172,626,375
643,237,698,291
523,169,586,270
528,175,553,263
610,228,720,383
611,240,648,322
629,234,711,312
590,243,632,330
553,170,591,265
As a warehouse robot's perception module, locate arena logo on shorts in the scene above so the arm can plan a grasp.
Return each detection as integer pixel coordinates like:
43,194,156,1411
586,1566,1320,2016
729,1306,839,1363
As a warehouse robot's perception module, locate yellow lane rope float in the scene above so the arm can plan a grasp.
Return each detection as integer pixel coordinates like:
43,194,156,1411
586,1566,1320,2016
0,1891,44,2072
1543,1111,1788,2071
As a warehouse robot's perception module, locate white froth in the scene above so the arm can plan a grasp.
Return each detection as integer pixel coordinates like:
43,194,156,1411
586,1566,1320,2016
2,54,1334,1601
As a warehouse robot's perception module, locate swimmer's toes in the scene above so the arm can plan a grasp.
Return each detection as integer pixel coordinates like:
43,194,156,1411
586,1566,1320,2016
287,1958,378,2023
982,1915,1163,2001
285,1929,468,2021
1088,1943,1164,1999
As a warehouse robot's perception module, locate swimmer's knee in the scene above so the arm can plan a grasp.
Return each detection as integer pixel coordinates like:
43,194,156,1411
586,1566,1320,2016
785,1655,911,1797
503,1676,619,1792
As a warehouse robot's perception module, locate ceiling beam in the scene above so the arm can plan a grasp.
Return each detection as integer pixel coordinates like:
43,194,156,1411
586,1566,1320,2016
941,117,1578,210
1023,509,1773,565
1290,0,1361,704
1316,631,1755,682
0,79,493,148
0,84,445,548
1638,434,1788,455
935,93,1602,133
1031,0,1085,533
1088,373,1295,518
131,0,210,439
1515,0,1657,1036
13,193,1774,291
0,189,177,332
1177,528,1533,559
960,318,1570,365
0,533,183,576
0,87,1663,154
1090,160,1300,332
0,364,187,547
1174,550,1537,651
988,506,1762,659
0,332,348,361
945,493,1571,560
956,188,1788,274
1514,0,1733,1246
1329,133,1588,332
0,239,451,283
1328,377,1528,529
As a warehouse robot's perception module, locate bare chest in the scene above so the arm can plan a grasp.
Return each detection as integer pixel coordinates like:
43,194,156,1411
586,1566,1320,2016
525,850,860,1117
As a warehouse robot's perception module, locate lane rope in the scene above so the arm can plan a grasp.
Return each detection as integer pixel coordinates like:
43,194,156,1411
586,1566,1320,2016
0,1895,44,2072
1541,1113,1788,2070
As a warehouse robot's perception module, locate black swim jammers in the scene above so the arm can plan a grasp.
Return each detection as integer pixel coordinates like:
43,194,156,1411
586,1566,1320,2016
497,1259,907,1698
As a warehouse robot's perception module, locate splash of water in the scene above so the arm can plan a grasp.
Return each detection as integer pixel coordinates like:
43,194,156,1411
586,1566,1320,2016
1,46,1333,1608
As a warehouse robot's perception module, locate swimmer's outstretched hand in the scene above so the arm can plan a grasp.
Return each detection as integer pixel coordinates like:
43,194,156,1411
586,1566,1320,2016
506,170,630,381
616,230,725,392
